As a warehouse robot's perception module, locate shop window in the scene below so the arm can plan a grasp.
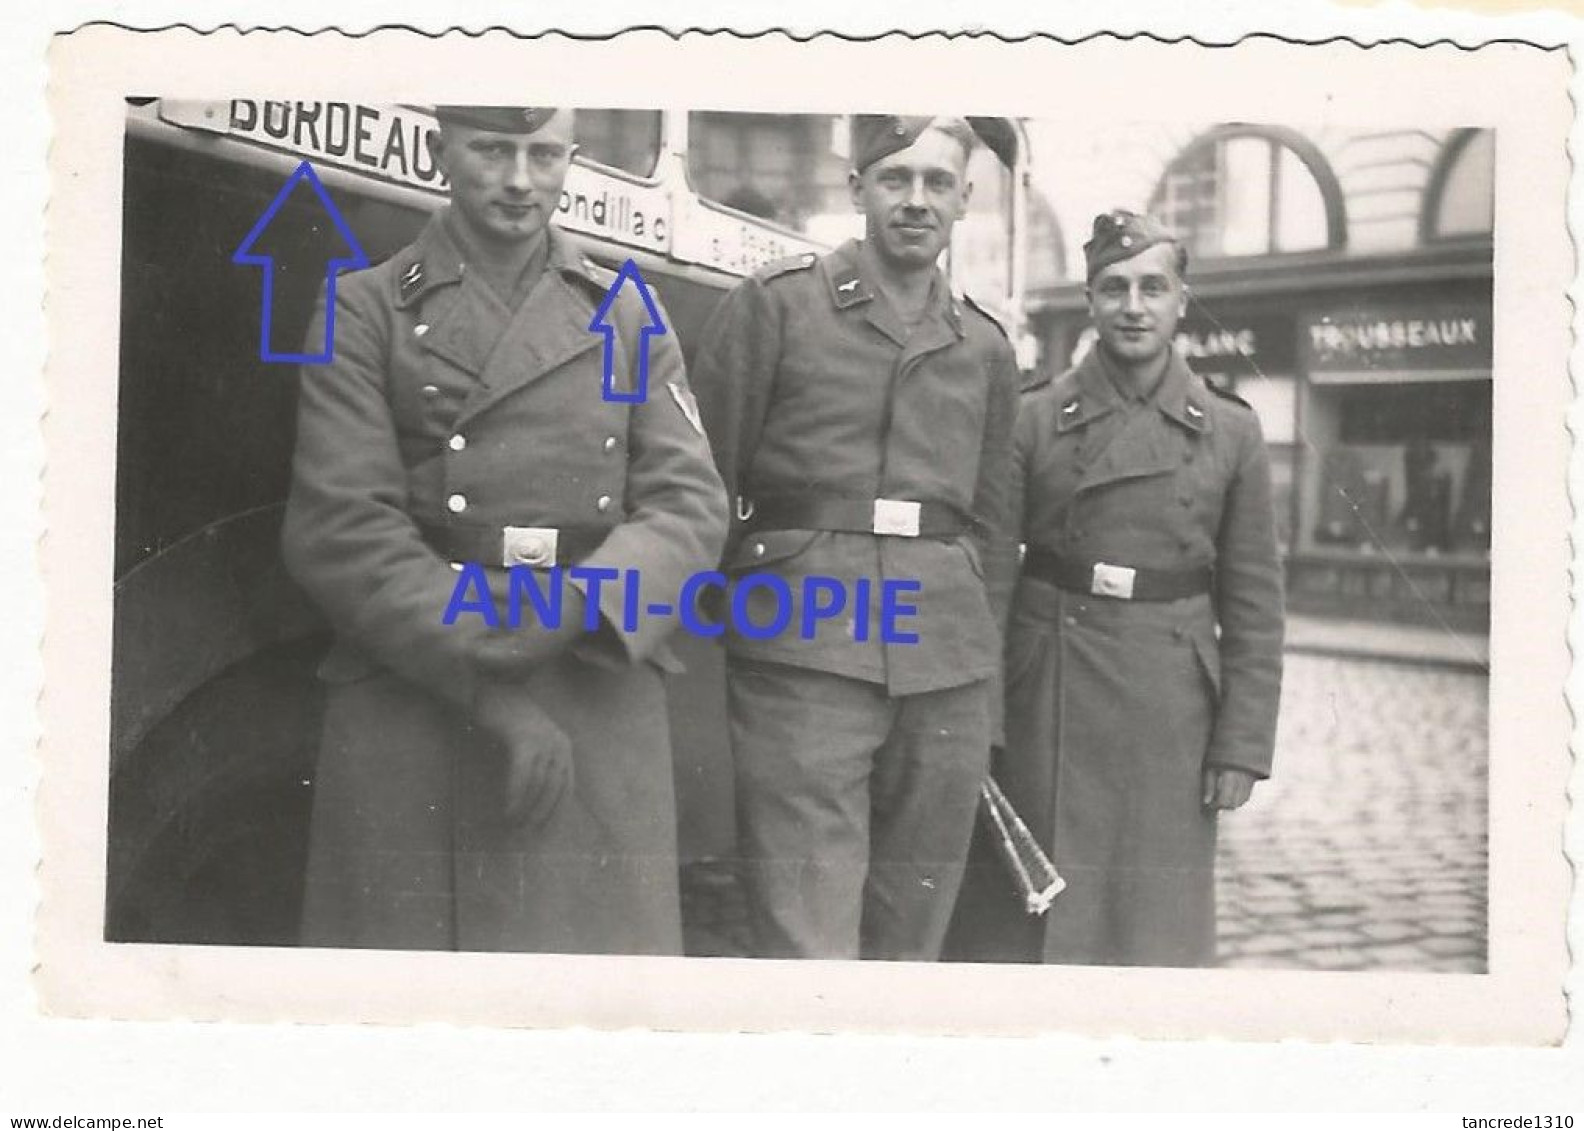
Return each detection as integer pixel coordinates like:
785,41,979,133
1300,381,1491,556
687,111,850,236
1150,127,1342,259
1424,129,1494,241
574,109,662,178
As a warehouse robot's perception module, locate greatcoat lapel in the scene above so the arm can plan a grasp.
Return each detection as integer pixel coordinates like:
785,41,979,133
453,232,604,425
1068,348,1185,495
395,217,500,379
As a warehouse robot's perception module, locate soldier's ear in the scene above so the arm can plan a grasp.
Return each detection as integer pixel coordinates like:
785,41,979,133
426,128,450,177
848,168,864,211
1178,283,1190,319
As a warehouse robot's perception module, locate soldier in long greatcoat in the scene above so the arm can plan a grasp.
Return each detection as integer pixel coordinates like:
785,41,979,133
949,211,1285,967
283,106,728,953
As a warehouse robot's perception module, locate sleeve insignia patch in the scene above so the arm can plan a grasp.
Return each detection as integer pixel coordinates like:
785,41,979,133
667,380,705,435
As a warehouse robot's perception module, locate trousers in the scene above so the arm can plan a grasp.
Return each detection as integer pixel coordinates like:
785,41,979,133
727,659,990,960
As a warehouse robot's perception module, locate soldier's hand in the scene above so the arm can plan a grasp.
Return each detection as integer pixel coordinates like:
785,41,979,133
471,583,592,677
1202,767,1257,811
473,681,575,827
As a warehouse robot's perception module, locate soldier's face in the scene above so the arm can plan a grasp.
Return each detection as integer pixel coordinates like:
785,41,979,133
431,112,574,245
1087,242,1188,367
850,128,972,271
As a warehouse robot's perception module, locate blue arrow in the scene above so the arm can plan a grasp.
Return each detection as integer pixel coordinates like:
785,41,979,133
589,259,667,403
232,160,370,364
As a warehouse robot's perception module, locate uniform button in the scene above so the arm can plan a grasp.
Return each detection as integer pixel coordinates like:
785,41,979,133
603,436,618,453
422,384,440,398
447,493,467,513
414,323,430,337
1063,615,1077,627
596,495,612,513
448,434,467,452
753,542,766,557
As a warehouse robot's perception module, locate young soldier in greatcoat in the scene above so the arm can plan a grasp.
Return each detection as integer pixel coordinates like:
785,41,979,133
284,106,728,953
690,115,1019,960
949,211,1285,967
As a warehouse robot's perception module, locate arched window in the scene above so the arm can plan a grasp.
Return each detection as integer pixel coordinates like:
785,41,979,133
1149,126,1344,258
1423,129,1494,241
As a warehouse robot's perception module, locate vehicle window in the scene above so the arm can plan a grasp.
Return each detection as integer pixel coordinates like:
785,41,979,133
687,112,851,236
575,109,662,178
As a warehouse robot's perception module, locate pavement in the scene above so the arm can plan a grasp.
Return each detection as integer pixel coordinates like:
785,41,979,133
1216,652,1487,972
680,622,1491,971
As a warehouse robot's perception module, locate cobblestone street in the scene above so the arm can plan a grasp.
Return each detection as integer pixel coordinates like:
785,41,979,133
1216,653,1488,973
681,648,1490,972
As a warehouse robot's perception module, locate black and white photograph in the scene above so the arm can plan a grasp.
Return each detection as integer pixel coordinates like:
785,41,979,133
38,28,1571,1043
105,96,1495,973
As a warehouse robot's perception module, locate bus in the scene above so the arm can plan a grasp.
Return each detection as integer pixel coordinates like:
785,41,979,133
109,99,1035,948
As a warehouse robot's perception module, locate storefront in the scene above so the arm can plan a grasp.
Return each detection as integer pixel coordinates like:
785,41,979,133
1028,248,1492,630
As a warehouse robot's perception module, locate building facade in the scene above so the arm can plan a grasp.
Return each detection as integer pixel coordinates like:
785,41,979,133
1026,123,1494,629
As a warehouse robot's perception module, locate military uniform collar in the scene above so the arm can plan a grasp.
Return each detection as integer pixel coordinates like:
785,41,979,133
823,239,964,337
1055,348,1122,432
823,240,874,309
395,214,600,309
544,227,609,296
1151,349,1213,434
1056,345,1210,434
393,213,467,308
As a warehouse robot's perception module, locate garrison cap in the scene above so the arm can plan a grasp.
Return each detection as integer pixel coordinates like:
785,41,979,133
1084,209,1184,280
432,106,560,133
851,113,1022,172
851,114,937,171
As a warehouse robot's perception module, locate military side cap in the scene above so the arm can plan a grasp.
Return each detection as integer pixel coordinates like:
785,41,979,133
1084,209,1181,280
433,106,559,133
851,114,937,171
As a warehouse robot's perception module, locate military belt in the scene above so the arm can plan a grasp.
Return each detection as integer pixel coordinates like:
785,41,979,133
1022,547,1212,602
741,495,975,539
419,520,612,568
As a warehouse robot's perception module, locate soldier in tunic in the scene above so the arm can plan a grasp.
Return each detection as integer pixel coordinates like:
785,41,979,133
690,115,1020,960
284,106,728,953
948,210,1285,967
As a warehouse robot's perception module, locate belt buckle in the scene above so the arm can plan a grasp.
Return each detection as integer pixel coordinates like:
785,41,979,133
872,498,921,537
1090,561,1136,599
502,526,560,568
